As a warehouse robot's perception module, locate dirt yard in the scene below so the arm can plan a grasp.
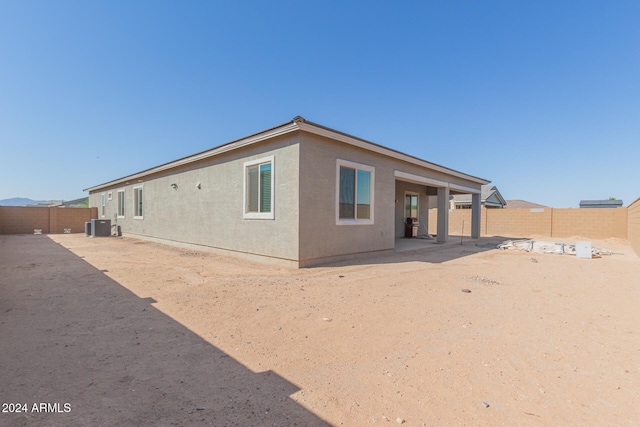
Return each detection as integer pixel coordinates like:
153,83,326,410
1,233,639,426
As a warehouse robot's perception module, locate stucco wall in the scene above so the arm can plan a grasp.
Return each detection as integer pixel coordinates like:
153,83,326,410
88,128,486,266
628,197,640,257
89,134,300,263
297,133,394,263
297,132,482,264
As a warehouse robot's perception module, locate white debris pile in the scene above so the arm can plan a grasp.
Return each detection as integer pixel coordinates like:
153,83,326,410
497,239,620,258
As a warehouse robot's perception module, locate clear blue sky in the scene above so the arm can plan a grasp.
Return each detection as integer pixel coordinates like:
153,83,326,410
1,1,638,207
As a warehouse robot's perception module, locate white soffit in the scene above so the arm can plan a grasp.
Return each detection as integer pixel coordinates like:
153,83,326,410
394,170,449,188
394,171,482,193
449,183,482,194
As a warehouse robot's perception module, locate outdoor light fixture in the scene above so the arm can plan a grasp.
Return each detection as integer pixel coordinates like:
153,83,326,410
171,183,178,190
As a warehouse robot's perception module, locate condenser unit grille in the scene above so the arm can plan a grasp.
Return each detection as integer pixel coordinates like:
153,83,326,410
91,219,111,237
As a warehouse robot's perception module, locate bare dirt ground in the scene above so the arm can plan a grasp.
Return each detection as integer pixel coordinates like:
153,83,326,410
1,233,639,426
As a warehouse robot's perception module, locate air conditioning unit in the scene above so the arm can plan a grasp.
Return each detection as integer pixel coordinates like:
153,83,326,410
91,219,111,237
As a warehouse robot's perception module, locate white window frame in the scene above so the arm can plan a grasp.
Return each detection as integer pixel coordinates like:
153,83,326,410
133,185,143,219
117,189,125,218
101,193,106,218
243,155,275,220
336,159,375,225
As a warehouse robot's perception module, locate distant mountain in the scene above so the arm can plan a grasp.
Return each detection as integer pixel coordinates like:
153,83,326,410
0,197,42,206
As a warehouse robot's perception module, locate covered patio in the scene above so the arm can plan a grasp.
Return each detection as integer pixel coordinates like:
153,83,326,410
393,170,483,247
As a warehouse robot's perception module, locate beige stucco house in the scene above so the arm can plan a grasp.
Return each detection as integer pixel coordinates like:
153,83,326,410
85,116,489,267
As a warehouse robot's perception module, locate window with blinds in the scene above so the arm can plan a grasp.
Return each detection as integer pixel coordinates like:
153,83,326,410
117,190,125,218
244,156,274,219
133,186,143,218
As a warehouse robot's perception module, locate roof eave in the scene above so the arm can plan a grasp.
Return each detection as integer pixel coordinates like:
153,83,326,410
296,120,489,185
84,120,300,192
85,117,490,193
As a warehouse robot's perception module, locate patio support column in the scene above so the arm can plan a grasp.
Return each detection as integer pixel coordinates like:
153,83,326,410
436,186,449,243
471,192,481,239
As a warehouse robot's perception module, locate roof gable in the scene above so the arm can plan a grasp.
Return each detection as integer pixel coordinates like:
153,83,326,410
452,185,506,205
504,200,548,209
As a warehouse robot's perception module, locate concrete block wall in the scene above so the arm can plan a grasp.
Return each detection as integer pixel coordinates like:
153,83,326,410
628,197,640,257
486,208,553,237
439,208,472,236
0,206,97,235
551,207,627,239
428,207,553,237
49,207,98,234
0,206,51,234
428,206,630,241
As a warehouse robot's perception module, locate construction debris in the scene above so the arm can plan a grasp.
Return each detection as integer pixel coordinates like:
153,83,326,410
497,239,622,258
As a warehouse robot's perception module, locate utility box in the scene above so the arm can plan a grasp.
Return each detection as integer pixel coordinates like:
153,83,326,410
405,217,419,238
575,241,592,259
91,219,111,237
85,222,92,236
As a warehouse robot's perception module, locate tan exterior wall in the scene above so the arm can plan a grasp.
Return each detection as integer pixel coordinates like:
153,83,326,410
0,206,97,235
628,198,640,257
297,133,395,264
89,133,301,264
297,132,483,265
88,130,483,267
428,206,629,240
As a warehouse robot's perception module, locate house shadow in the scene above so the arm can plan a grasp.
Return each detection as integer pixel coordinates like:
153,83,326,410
0,235,330,427
318,235,525,268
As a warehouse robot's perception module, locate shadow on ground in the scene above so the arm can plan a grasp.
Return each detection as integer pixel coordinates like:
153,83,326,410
320,235,524,267
0,235,329,426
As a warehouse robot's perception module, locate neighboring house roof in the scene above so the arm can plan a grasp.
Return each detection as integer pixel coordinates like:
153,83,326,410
31,200,64,207
451,185,506,208
84,116,489,192
504,199,548,209
579,199,624,208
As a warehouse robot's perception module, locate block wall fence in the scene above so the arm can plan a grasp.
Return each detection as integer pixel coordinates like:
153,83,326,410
0,206,98,235
2,202,639,257
428,204,637,254
628,198,640,257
